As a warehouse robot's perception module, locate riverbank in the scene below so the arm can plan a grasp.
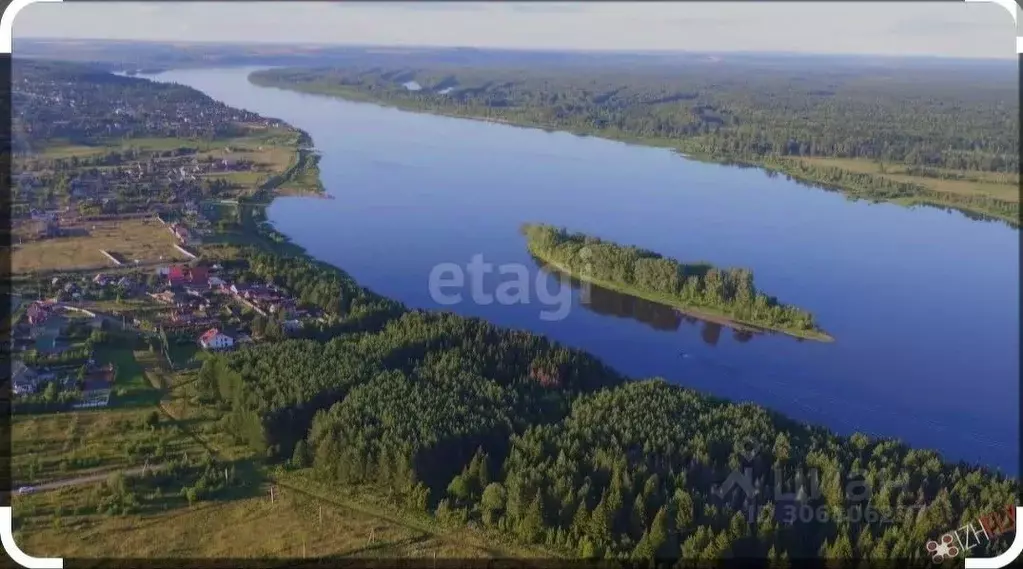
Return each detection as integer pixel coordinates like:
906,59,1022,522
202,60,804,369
248,73,1018,228
256,127,328,199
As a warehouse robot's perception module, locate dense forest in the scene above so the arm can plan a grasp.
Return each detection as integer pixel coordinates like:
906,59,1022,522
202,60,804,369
523,223,827,340
250,63,1019,225
250,64,1018,173
196,250,1017,561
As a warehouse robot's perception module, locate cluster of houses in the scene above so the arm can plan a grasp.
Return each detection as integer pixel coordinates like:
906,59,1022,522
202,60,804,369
19,153,247,218
7,256,324,401
43,273,140,303
14,67,281,222
14,64,282,148
11,360,75,397
142,263,315,350
9,300,109,400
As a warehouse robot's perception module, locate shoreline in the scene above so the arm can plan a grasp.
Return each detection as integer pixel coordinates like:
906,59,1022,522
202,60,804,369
248,74,1018,229
531,248,835,344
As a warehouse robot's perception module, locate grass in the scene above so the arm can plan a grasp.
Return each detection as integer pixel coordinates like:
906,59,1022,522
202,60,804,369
785,156,1019,203
166,343,200,370
275,470,557,560
12,217,186,274
194,125,323,198
94,347,162,408
11,407,206,486
34,137,220,161
276,151,325,196
12,477,499,560
36,143,111,160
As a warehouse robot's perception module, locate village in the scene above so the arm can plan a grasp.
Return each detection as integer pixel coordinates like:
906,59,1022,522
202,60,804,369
11,138,282,275
9,258,325,408
9,60,315,276
5,61,332,413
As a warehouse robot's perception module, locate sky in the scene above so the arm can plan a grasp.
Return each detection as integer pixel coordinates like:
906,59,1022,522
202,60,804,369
13,1,1019,60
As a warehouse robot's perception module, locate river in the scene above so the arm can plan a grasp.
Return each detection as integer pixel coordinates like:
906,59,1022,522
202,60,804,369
150,67,1019,474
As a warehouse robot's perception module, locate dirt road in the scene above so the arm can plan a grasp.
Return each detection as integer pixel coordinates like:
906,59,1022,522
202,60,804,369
18,464,165,495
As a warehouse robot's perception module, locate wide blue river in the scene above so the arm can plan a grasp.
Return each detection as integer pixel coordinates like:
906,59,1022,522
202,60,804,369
153,67,1019,473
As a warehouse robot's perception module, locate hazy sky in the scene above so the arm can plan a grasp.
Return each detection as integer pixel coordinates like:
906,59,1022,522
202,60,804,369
13,1,1019,60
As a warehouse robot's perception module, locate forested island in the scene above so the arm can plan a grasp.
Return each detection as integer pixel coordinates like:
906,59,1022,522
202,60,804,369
249,63,1019,226
523,224,830,342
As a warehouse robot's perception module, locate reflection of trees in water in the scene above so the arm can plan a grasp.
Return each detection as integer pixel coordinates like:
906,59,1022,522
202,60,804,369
700,321,722,346
584,278,683,332
532,256,758,346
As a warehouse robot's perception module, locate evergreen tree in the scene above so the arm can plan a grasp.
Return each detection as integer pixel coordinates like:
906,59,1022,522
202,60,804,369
517,492,546,544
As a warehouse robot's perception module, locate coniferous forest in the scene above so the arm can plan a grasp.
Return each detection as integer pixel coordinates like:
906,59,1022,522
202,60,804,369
197,253,1017,561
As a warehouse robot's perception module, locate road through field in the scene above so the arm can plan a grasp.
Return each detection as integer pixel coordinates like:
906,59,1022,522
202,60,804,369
19,464,166,494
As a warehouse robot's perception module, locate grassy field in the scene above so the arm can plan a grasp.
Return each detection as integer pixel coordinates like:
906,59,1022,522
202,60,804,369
12,217,186,274
12,476,501,560
276,150,325,196
786,156,1019,202
11,345,201,486
94,347,162,408
195,126,320,196
274,470,557,560
11,407,205,487
34,137,223,161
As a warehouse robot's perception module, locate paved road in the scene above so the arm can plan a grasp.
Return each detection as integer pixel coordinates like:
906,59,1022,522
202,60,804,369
18,464,166,494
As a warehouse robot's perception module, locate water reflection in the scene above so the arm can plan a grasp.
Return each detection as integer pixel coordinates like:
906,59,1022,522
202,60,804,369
532,256,760,346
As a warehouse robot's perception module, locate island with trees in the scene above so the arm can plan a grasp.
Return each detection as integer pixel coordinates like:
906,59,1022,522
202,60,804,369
523,223,832,342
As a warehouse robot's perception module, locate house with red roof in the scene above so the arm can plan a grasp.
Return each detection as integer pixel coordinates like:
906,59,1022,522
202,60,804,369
198,328,234,350
168,265,209,288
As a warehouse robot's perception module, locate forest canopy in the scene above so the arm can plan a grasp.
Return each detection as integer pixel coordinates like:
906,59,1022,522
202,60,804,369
250,62,1018,173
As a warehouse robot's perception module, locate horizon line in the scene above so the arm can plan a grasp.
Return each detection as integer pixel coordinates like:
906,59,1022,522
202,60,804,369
13,36,1017,63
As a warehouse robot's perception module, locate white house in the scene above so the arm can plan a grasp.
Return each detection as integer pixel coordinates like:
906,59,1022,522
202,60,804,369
198,328,234,350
